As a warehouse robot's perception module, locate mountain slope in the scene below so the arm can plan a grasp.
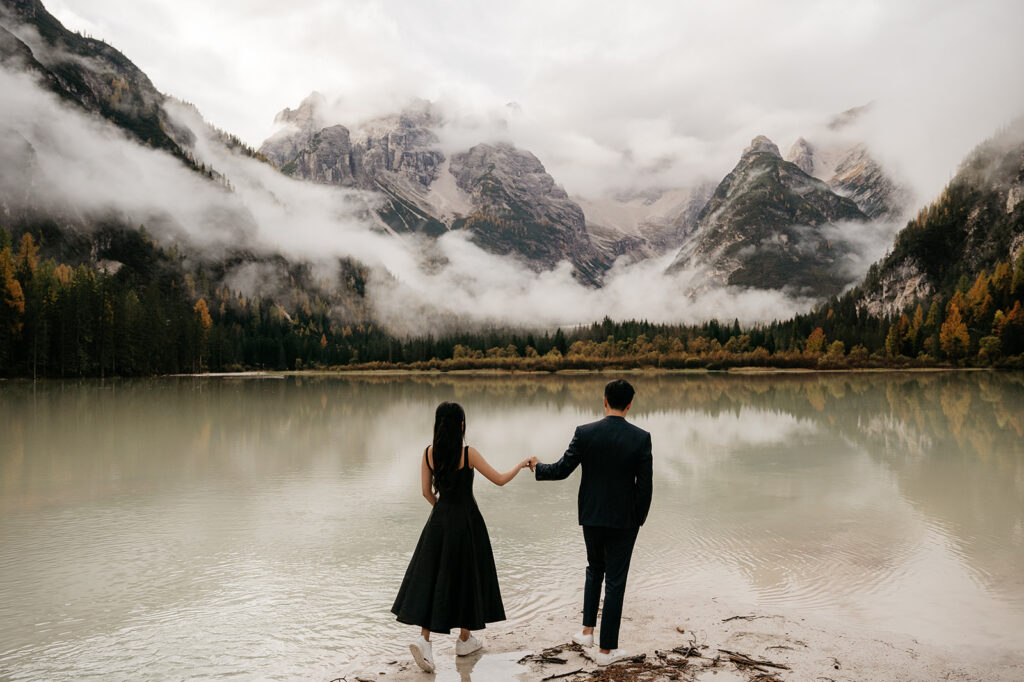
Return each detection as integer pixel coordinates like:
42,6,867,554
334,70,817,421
785,137,909,220
576,183,716,261
667,136,868,295
857,118,1024,316
448,143,607,282
0,0,192,158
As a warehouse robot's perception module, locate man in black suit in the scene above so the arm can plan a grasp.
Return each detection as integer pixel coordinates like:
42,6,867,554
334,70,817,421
529,379,653,666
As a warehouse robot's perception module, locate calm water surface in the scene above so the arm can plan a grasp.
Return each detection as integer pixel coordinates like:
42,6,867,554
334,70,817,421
1,373,1023,679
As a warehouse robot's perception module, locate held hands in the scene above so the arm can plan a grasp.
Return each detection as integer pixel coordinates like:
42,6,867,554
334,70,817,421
520,456,540,472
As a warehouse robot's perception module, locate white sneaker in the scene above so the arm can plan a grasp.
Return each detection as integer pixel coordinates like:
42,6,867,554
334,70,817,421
410,635,435,672
455,633,483,656
595,649,631,666
572,631,595,647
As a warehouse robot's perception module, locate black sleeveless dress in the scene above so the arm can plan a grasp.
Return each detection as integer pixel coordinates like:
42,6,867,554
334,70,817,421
391,446,506,633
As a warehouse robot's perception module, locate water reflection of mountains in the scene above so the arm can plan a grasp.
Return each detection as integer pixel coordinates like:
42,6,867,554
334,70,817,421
3,372,1022,517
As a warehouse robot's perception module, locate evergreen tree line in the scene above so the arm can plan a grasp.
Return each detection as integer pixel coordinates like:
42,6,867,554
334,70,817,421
2,222,1024,378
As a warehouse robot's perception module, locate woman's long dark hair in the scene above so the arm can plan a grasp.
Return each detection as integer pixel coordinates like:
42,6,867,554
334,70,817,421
431,401,466,495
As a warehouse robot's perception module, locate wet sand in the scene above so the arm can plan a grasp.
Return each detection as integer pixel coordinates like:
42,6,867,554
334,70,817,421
360,591,1024,681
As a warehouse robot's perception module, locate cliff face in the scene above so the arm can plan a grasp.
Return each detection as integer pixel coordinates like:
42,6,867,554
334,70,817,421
265,97,444,193
260,91,327,168
448,143,606,282
667,136,868,295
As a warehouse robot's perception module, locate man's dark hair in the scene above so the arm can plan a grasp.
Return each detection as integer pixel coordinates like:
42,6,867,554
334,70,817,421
605,379,635,411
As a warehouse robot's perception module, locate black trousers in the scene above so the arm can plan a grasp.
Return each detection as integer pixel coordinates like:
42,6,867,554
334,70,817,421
582,525,639,650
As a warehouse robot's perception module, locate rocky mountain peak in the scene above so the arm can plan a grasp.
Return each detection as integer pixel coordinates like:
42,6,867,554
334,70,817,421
782,126,911,221
828,143,910,219
448,142,607,283
828,102,873,131
667,135,867,295
260,92,330,168
786,137,815,175
273,91,326,128
261,94,445,189
743,135,781,159
448,144,569,236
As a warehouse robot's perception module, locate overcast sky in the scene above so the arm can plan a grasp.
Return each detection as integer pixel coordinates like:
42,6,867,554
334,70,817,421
47,0,1024,201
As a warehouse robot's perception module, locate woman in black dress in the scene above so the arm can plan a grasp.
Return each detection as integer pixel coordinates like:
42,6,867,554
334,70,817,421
392,401,533,672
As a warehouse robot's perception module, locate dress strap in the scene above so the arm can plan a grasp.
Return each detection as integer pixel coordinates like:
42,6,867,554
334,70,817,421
463,445,469,469
424,446,432,471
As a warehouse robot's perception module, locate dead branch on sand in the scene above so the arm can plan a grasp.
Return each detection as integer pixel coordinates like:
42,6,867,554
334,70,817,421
718,648,792,672
518,642,583,665
541,668,585,680
517,629,794,682
721,614,781,623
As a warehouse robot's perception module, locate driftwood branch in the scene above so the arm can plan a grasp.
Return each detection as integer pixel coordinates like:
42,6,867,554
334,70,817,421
717,648,791,671
721,614,781,623
518,642,583,665
518,654,567,664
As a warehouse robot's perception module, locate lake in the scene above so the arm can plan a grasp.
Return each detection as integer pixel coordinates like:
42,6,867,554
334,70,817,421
1,372,1023,679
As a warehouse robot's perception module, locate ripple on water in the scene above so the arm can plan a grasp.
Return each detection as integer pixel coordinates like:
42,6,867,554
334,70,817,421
3,375,1024,677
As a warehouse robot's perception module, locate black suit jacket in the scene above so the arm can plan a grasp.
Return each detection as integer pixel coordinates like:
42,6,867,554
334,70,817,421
535,415,653,529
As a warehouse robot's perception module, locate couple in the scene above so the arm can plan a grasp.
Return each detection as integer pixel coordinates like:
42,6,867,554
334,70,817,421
391,379,654,673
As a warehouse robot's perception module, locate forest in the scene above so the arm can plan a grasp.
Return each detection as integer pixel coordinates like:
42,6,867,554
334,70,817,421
2,221,1023,378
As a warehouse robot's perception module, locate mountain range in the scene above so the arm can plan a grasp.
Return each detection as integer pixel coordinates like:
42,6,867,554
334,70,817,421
1,0,1021,330
257,91,910,295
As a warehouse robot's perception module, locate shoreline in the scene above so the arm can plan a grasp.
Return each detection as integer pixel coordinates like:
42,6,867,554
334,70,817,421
354,591,1023,681
168,366,989,379
164,366,989,378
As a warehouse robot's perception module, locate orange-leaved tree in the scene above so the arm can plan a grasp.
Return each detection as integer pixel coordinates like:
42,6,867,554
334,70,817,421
940,295,970,359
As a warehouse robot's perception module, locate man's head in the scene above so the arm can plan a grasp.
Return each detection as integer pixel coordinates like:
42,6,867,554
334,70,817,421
604,379,635,414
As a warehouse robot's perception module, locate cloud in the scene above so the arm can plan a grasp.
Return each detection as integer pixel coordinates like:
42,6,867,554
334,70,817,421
821,218,906,283
7,0,1023,335
1,62,818,331
0,66,395,271
367,236,817,333
45,0,1024,205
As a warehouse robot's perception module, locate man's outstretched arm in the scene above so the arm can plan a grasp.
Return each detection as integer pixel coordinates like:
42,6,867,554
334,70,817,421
634,433,653,526
535,428,583,481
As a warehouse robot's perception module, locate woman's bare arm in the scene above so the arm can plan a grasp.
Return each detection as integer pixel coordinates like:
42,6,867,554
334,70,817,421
468,446,531,486
421,449,437,505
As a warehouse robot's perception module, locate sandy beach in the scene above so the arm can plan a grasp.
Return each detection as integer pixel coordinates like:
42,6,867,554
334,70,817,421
352,590,1024,681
